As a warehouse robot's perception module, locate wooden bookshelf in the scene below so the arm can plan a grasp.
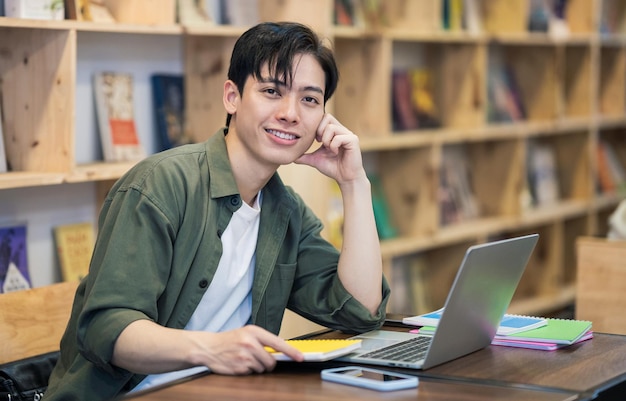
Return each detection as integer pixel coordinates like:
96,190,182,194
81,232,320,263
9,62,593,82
1,0,625,321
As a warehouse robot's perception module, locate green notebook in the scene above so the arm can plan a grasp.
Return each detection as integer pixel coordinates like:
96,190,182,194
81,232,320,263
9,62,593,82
494,318,592,345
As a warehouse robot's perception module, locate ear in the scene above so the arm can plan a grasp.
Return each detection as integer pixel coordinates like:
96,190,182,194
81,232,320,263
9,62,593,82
223,80,239,115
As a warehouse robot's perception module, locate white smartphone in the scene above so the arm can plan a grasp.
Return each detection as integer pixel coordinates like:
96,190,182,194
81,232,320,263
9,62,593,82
321,366,419,391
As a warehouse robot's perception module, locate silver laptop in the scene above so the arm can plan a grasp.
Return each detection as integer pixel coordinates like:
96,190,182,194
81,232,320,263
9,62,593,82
340,233,539,370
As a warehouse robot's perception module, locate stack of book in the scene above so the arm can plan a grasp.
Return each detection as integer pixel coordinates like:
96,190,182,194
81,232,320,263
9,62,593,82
491,319,592,351
403,308,592,351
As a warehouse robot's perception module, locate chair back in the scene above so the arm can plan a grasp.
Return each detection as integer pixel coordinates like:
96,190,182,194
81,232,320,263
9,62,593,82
0,281,78,364
576,237,626,335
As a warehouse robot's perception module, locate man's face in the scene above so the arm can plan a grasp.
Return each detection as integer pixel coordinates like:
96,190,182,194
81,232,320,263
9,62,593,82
227,53,326,168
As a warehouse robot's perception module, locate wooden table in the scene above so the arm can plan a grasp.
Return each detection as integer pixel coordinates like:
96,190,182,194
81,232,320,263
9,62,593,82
122,323,626,401
421,332,626,400
312,326,626,401
126,363,579,401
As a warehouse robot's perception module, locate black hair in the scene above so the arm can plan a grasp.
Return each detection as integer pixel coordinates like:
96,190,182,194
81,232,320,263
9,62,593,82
225,21,339,127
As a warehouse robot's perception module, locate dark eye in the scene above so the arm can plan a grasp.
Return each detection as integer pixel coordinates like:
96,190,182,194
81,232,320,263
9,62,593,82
304,96,320,104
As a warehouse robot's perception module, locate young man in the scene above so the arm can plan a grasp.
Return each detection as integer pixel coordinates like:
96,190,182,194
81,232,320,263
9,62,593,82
44,21,390,400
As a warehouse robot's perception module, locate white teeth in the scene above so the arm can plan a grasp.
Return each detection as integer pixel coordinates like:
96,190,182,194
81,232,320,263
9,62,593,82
268,129,296,140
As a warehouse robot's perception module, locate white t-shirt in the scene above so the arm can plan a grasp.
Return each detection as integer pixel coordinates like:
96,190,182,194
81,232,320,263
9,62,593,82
130,193,262,393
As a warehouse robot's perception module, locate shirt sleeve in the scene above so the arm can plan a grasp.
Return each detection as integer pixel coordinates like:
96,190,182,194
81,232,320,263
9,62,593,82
287,196,391,334
76,184,177,372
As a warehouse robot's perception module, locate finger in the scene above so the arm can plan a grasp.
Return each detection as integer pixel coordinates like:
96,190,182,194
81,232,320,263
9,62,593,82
263,337,305,362
245,326,304,364
316,113,336,142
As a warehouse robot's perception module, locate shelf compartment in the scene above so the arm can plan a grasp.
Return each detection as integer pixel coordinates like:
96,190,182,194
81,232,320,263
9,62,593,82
440,139,523,231
480,0,529,34
562,214,590,285
260,0,331,33
382,0,442,34
598,45,626,117
507,223,564,305
391,40,485,133
366,147,437,239
0,27,75,173
509,284,575,316
525,131,592,210
560,44,593,119
564,0,596,34
184,35,238,143
488,43,558,124
387,239,476,314
334,36,390,138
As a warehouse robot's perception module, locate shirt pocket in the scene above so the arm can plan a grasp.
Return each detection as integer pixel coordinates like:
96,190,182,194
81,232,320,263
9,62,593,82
259,262,297,332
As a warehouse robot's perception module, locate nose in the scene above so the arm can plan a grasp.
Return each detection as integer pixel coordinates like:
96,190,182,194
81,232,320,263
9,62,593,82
276,95,300,124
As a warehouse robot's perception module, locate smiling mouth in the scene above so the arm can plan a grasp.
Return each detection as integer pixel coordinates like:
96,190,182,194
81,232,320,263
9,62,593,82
266,129,298,140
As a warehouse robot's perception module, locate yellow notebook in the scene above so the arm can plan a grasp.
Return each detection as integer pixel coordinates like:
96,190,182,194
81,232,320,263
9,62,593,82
266,339,362,362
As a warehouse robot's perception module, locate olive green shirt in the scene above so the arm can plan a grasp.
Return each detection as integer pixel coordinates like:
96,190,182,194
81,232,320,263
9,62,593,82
44,129,390,400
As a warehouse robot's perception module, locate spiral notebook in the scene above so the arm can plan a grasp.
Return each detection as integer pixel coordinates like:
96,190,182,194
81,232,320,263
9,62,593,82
494,318,593,345
266,339,362,361
492,331,593,351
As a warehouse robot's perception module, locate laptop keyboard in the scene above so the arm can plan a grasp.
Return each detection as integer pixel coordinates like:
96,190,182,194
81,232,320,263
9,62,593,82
359,336,432,362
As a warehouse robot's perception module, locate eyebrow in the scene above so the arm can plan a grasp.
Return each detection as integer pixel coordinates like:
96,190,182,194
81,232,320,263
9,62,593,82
258,76,324,97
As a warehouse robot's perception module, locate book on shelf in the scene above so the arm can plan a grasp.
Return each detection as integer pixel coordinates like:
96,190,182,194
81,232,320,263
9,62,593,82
369,173,398,240
217,0,259,26
463,0,482,34
54,222,95,282
599,0,626,35
265,339,362,362
0,97,7,173
391,68,440,132
527,141,559,206
391,69,419,131
597,140,626,194
403,308,548,336
93,72,146,163
439,166,461,226
0,224,32,293
5,0,65,20
408,68,440,129
441,0,463,31
151,74,193,151
487,48,525,123
64,0,77,19
65,0,111,22
597,141,617,193
439,145,480,225
527,0,572,37
334,0,356,26
527,0,552,32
